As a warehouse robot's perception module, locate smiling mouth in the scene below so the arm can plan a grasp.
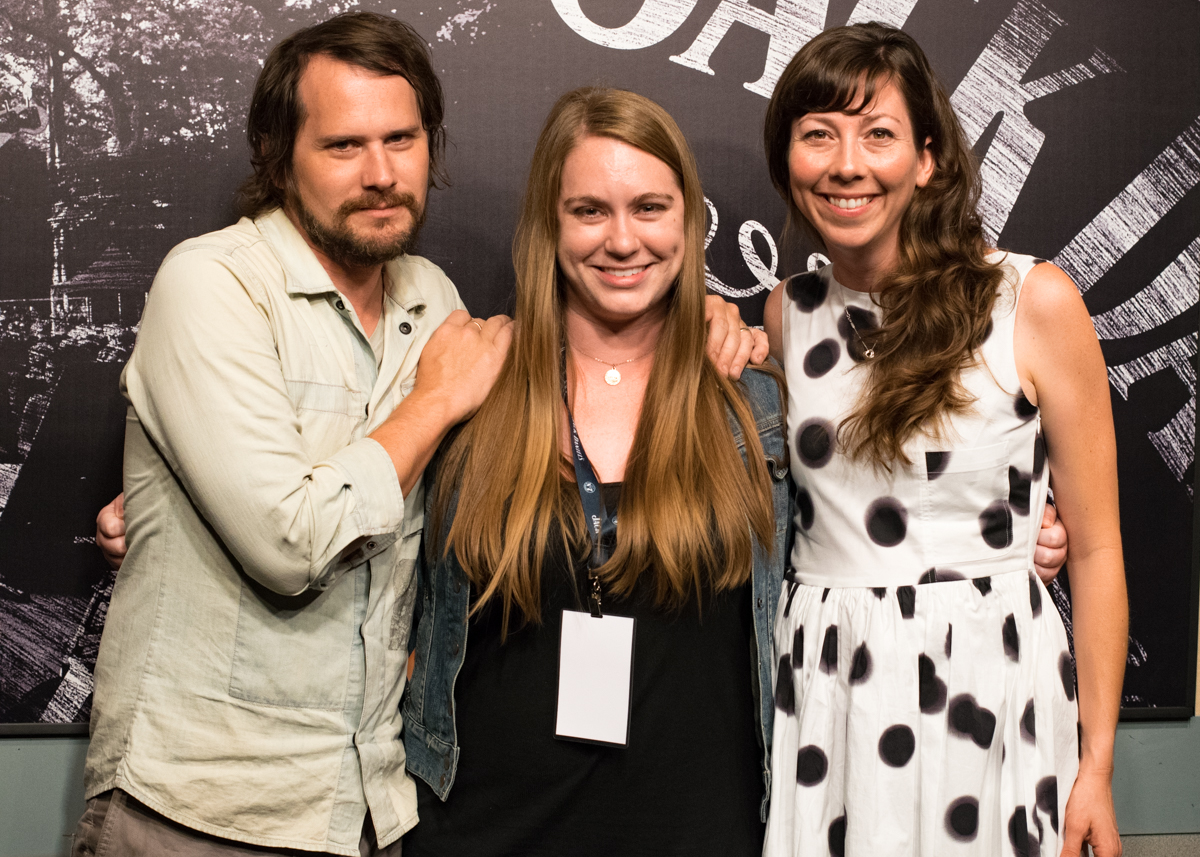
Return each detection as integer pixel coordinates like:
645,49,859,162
825,196,873,210
600,265,648,277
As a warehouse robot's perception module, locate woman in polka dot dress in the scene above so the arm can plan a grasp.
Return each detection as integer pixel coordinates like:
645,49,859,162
760,24,1127,857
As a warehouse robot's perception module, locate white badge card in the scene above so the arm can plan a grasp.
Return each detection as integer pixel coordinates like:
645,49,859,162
555,609,635,746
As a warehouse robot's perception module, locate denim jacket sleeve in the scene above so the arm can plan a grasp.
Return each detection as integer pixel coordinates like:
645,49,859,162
403,365,793,815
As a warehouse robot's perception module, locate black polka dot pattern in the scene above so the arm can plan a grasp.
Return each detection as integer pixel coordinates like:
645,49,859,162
945,796,980,841
1036,776,1059,834
1009,806,1031,857
1003,613,1020,661
787,271,828,311
838,305,880,363
872,587,887,599
821,587,830,602
1059,652,1076,701
925,451,950,480
1032,257,1049,265
820,626,838,673
796,486,815,530
782,578,798,617
1009,466,1032,515
1014,391,1038,420
981,317,994,344
878,724,915,767
980,501,1014,549
897,586,915,618
949,694,997,748
828,814,847,857
945,624,953,658
849,643,872,683
1029,573,1042,617
797,418,835,468
920,568,965,584
792,626,804,664
918,654,947,713
1033,430,1046,478
972,576,993,595
796,745,828,785
775,654,794,713
1021,699,1036,742
803,338,841,378
866,497,907,546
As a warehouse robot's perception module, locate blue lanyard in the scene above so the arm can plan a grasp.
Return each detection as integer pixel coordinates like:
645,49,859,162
564,403,617,619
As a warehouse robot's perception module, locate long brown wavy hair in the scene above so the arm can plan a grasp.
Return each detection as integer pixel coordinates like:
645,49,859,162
432,88,778,633
764,22,1004,468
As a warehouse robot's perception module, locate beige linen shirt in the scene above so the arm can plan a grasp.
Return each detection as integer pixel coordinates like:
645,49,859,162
85,209,464,854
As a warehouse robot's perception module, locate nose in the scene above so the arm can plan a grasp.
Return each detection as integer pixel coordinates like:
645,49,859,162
604,212,639,259
361,143,396,191
830,136,865,182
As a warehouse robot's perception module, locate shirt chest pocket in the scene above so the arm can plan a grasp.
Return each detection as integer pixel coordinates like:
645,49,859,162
920,442,1013,564
285,378,368,456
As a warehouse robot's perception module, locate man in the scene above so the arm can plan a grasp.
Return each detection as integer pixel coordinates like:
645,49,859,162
76,12,768,855
73,13,510,856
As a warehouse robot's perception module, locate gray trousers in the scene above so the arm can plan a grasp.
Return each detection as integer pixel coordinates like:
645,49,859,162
71,790,403,857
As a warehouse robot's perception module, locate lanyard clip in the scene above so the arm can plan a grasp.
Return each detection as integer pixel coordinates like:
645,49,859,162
588,571,603,619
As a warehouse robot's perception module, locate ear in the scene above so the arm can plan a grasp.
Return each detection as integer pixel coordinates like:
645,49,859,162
916,136,935,188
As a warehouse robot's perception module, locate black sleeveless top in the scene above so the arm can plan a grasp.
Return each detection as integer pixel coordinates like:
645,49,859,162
403,483,765,857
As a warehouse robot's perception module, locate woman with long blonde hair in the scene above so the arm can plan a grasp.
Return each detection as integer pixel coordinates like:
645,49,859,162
401,87,791,855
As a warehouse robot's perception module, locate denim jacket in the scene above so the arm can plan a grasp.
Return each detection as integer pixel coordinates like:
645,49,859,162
403,366,792,820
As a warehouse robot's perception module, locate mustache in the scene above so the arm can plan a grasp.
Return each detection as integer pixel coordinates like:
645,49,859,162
337,191,421,218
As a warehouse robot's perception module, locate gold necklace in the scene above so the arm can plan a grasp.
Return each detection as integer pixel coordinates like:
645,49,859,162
573,346,655,385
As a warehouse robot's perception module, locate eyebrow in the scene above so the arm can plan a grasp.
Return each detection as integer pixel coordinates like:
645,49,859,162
560,191,677,207
313,124,423,146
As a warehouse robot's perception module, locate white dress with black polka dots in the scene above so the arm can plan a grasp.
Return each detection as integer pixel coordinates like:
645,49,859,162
764,253,1079,857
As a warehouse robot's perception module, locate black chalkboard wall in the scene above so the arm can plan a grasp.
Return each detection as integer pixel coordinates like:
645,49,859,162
0,0,1196,729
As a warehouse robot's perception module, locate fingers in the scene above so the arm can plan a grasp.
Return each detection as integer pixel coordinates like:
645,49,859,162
748,328,770,365
1034,500,1068,583
96,493,127,571
704,295,735,369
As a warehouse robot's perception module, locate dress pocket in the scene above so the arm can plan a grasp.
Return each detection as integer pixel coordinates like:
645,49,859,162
920,442,1013,564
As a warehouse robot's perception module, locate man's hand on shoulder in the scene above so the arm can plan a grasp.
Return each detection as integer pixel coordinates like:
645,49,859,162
97,492,126,570
369,309,513,496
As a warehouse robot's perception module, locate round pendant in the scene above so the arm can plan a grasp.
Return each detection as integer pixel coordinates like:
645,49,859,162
604,368,622,385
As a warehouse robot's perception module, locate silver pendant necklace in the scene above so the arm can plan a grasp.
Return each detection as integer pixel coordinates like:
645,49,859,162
844,308,876,360
574,347,655,385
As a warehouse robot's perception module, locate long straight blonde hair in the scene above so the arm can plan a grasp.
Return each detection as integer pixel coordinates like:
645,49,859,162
431,87,778,633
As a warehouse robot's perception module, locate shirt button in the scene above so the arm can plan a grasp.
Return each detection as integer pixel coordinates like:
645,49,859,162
756,597,763,610
335,299,345,310
399,322,412,334
451,643,460,656
454,580,462,593
366,540,377,552
442,756,450,771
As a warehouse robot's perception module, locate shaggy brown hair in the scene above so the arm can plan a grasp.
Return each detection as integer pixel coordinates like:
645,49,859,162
432,88,779,633
236,11,447,219
764,22,1004,468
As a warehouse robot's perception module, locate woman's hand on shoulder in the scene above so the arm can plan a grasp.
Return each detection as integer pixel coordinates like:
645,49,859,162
1060,763,1122,857
704,295,769,379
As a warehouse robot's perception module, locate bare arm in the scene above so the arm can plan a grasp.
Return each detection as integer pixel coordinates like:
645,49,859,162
764,281,784,364
1015,262,1127,857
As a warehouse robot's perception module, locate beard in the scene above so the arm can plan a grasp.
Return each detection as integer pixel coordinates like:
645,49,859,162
292,188,426,269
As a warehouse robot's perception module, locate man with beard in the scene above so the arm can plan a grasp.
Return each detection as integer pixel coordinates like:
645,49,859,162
72,13,512,856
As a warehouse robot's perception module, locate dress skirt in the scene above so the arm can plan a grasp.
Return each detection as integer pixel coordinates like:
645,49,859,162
764,569,1079,857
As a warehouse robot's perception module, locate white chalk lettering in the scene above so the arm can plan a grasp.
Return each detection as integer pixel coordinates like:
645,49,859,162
1091,236,1200,340
1055,114,1200,293
1106,333,1197,495
669,0,825,98
846,0,919,28
951,0,1122,243
549,0,698,50
703,197,780,297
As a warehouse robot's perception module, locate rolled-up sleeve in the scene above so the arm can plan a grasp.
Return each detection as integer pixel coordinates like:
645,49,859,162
123,242,404,596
